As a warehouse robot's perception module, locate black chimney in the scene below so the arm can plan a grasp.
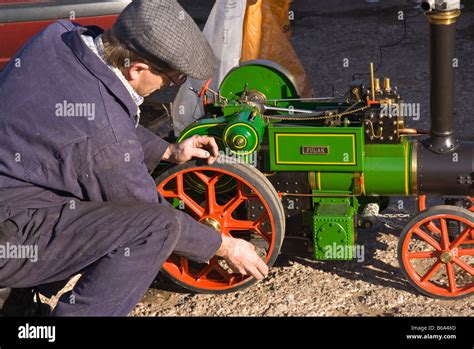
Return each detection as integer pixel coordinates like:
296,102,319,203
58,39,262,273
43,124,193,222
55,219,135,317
423,3,461,154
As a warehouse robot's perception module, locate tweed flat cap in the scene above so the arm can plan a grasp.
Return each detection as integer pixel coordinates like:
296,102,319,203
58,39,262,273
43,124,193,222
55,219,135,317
113,0,216,80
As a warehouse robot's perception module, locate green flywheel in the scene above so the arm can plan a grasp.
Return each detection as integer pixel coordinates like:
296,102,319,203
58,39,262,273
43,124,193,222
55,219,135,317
219,60,301,107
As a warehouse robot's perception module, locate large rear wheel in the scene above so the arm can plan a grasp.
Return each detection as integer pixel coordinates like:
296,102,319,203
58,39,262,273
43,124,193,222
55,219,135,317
155,156,285,293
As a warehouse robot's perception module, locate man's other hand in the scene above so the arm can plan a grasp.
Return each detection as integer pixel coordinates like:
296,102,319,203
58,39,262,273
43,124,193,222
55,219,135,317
162,135,219,164
215,235,269,280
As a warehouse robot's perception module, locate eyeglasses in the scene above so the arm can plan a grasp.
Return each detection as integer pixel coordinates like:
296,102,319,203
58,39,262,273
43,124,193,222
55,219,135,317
162,71,188,87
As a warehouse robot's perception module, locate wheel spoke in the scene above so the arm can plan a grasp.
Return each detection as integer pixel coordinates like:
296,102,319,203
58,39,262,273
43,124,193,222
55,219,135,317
257,230,272,244
420,260,442,283
158,187,179,198
457,248,474,257
213,263,232,282
170,174,205,216
157,176,181,198
439,218,450,249
193,171,211,185
251,212,272,243
452,257,474,276
222,182,246,214
196,259,216,280
450,227,473,249
413,228,442,251
225,217,255,231
426,221,441,234
446,263,457,293
206,173,223,213
180,192,205,217
180,257,189,277
407,251,438,259
225,211,266,231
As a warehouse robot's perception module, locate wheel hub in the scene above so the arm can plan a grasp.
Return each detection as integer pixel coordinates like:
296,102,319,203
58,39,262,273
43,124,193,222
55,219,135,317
200,217,222,232
439,251,453,264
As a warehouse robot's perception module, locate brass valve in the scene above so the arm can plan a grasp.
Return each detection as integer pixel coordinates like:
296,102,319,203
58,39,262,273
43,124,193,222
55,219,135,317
384,77,391,93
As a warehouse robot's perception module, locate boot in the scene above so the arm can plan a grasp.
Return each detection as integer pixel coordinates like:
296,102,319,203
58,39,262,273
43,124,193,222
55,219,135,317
1,287,51,316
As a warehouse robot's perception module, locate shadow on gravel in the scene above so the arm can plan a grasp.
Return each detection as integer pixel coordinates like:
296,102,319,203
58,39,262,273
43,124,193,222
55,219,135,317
149,274,192,294
150,218,418,296
275,227,419,296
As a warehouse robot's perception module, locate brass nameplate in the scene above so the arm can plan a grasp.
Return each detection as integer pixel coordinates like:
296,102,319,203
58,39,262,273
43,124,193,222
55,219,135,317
301,146,329,155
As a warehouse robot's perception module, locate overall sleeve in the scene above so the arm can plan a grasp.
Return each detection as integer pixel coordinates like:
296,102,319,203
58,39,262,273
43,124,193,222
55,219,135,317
135,125,170,173
82,139,221,263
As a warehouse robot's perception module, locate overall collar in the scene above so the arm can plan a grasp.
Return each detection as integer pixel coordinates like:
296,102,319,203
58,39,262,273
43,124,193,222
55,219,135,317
61,22,140,121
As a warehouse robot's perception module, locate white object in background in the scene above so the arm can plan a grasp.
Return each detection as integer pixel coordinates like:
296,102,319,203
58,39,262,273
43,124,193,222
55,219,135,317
172,0,247,136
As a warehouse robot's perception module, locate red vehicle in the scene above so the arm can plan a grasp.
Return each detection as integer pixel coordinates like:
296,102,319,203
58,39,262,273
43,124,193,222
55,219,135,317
0,0,131,70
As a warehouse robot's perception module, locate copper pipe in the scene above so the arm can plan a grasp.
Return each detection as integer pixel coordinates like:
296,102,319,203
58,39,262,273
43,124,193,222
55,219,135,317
398,128,419,134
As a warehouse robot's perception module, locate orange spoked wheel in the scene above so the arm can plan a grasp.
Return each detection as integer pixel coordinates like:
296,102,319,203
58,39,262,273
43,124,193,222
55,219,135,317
155,156,285,293
398,205,474,299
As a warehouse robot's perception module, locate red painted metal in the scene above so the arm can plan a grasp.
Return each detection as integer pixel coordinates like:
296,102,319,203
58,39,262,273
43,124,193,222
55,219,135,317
0,14,118,70
419,195,474,212
157,166,277,291
401,212,474,298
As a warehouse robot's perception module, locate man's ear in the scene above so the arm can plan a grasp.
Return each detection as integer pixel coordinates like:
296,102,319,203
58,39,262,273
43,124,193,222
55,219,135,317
125,62,151,82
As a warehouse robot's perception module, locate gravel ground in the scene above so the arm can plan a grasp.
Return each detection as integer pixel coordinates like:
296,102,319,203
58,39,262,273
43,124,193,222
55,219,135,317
129,217,473,317
42,0,474,316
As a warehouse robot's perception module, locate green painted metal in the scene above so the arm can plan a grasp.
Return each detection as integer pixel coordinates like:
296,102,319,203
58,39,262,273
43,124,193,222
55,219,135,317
309,172,357,195
223,111,266,154
177,116,228,145
268,125,365,172
219,63,299,111
172,62,419,265
312,196,360,213
313,198,356,260
364,142,412,196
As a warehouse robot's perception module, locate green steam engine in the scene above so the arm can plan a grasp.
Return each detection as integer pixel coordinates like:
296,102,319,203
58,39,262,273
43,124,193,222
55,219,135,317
155,1,473,299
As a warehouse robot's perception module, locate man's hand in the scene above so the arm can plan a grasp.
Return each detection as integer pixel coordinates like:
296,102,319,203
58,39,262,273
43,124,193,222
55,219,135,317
162,135,219,164
215,235,269,280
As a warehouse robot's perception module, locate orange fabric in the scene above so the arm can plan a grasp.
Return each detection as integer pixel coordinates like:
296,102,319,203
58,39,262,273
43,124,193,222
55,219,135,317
241,0,313,97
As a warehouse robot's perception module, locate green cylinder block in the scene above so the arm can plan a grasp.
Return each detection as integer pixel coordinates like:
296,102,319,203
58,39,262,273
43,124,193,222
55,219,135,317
363,143,412,196
308,172,355,194
223,111,266,154
306,142,413,196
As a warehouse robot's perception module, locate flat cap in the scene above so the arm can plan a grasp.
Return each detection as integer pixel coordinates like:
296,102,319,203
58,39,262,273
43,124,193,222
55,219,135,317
113,0,216,80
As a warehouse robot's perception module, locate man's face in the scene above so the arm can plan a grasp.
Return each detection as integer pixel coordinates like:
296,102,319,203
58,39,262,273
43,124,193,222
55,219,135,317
125,63,186,97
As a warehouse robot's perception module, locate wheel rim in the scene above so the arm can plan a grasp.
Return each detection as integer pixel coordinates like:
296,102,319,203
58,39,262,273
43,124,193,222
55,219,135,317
419,195,474,212
157,166,278,291
418,195,474,240
401,212,474,298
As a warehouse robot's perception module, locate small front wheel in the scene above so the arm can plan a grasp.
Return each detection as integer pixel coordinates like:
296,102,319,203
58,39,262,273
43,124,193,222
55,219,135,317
398,205,474,299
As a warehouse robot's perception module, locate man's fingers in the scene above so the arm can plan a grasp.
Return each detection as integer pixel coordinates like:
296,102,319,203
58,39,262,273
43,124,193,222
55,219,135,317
210,138,219,157
249,266,265,280
189,147,211,160
256,259,269,278
194,135,219,157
